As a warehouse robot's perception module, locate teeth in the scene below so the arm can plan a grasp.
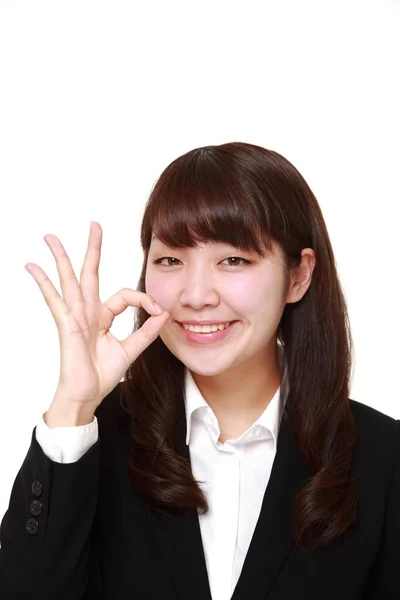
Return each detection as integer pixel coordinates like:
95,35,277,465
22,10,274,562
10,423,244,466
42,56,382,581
183,322,233,333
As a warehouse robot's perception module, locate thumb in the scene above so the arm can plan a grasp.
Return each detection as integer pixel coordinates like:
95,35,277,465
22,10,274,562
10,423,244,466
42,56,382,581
120,311,170,363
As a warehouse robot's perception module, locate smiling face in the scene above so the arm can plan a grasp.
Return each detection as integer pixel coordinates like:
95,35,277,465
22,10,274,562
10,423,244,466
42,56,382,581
145,235,291,377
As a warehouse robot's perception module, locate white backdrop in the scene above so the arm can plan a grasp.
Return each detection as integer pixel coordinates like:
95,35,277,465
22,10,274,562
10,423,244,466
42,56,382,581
0,0,399,524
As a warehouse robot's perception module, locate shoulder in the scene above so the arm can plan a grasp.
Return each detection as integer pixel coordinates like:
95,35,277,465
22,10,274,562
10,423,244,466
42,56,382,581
349,398,400,482
349,398,398,430
350,397,399,439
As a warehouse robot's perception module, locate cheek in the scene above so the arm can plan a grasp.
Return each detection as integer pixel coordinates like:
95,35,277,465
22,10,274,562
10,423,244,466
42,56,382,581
145,272,176,310
224,278,255,310
231,273,285,316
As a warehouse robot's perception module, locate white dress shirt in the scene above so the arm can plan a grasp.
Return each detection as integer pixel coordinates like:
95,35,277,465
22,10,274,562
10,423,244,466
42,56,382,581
35,343,288,600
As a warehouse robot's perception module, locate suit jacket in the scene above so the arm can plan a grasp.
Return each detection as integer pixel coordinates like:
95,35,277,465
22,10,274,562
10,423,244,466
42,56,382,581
1,382,399,600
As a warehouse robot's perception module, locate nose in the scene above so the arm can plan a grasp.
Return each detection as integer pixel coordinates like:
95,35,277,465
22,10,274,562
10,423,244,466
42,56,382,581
179,270,221,310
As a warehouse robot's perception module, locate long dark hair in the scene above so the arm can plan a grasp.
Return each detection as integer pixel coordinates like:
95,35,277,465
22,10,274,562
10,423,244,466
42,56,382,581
120,141,357,553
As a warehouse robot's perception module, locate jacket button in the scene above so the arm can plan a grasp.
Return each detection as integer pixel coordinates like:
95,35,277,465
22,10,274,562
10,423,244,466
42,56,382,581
26,518,39,535
30,499,42,516
32,480,43,496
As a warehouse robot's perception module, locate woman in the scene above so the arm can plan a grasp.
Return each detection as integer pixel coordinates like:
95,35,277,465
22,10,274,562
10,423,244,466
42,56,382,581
1,142,399,599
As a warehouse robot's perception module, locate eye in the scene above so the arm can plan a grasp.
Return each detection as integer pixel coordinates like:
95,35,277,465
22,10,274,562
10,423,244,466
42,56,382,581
152,257,250,267
222,257,250,266
152,257,180,267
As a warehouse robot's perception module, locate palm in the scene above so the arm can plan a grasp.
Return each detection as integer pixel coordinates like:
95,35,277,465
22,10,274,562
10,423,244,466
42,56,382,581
56,299,131,404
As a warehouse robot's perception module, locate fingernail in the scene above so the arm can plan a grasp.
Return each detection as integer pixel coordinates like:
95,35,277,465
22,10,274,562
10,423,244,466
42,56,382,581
152,302,163,314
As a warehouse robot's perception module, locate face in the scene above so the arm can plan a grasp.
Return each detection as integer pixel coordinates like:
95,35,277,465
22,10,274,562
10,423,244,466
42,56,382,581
145,235,292,377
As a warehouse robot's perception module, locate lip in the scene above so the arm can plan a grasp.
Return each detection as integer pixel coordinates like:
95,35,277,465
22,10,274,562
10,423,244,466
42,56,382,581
177,320,236,325
176,320,239,344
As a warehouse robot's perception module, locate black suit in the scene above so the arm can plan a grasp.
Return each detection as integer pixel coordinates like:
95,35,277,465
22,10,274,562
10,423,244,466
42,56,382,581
1,382,399,599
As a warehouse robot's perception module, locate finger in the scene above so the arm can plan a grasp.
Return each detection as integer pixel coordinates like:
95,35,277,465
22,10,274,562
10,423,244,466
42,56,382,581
43,234,84,307
79,221,102,302
103,288,164,320
24,263,73,329
120,310,170,364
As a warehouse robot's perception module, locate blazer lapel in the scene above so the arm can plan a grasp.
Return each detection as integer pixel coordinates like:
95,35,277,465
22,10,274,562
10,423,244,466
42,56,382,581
231,395,313,599
147,392,313,600
146,396,213,600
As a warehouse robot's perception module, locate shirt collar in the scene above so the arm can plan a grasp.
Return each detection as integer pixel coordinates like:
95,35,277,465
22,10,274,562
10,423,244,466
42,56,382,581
183,342,288,447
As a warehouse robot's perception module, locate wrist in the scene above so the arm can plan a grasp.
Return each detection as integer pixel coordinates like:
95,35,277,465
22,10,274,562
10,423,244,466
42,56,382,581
44,401,96,428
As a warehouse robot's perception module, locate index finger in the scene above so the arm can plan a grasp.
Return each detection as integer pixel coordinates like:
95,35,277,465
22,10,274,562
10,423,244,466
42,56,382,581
79,221,102,302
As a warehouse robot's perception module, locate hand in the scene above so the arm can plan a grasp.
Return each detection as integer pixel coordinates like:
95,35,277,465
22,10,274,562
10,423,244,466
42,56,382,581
25,221,169,412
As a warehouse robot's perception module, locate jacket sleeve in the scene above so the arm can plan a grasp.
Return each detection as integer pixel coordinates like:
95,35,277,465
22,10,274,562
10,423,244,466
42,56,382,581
364,419,400,599
0,422,102,599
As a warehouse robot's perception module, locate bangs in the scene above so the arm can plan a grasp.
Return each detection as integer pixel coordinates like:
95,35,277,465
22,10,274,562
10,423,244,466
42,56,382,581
142,147,283,259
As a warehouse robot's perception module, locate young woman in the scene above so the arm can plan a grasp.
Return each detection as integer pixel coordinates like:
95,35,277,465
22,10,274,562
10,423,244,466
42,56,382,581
1,142,399,600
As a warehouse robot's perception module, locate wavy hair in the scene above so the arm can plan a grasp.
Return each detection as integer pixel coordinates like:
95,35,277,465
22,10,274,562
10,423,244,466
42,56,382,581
120,141,357,553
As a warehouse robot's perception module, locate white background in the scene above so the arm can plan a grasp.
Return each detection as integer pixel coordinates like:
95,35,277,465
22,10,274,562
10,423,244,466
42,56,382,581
0,0,399,523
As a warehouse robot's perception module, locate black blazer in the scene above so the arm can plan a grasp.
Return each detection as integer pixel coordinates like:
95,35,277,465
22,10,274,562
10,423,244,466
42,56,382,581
1,382,399,600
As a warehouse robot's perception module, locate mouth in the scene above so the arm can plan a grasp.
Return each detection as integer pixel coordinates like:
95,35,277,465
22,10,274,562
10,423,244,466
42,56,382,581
175,320,239,344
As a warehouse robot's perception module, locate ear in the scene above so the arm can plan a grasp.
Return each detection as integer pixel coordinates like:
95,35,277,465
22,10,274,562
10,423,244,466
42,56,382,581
285,248,316,304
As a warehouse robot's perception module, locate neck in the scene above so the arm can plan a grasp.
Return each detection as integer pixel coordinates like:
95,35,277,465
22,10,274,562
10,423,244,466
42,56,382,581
190,342,282,440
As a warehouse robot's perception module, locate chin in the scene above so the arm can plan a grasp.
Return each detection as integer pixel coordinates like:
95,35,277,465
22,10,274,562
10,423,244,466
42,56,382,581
179,353,240,377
